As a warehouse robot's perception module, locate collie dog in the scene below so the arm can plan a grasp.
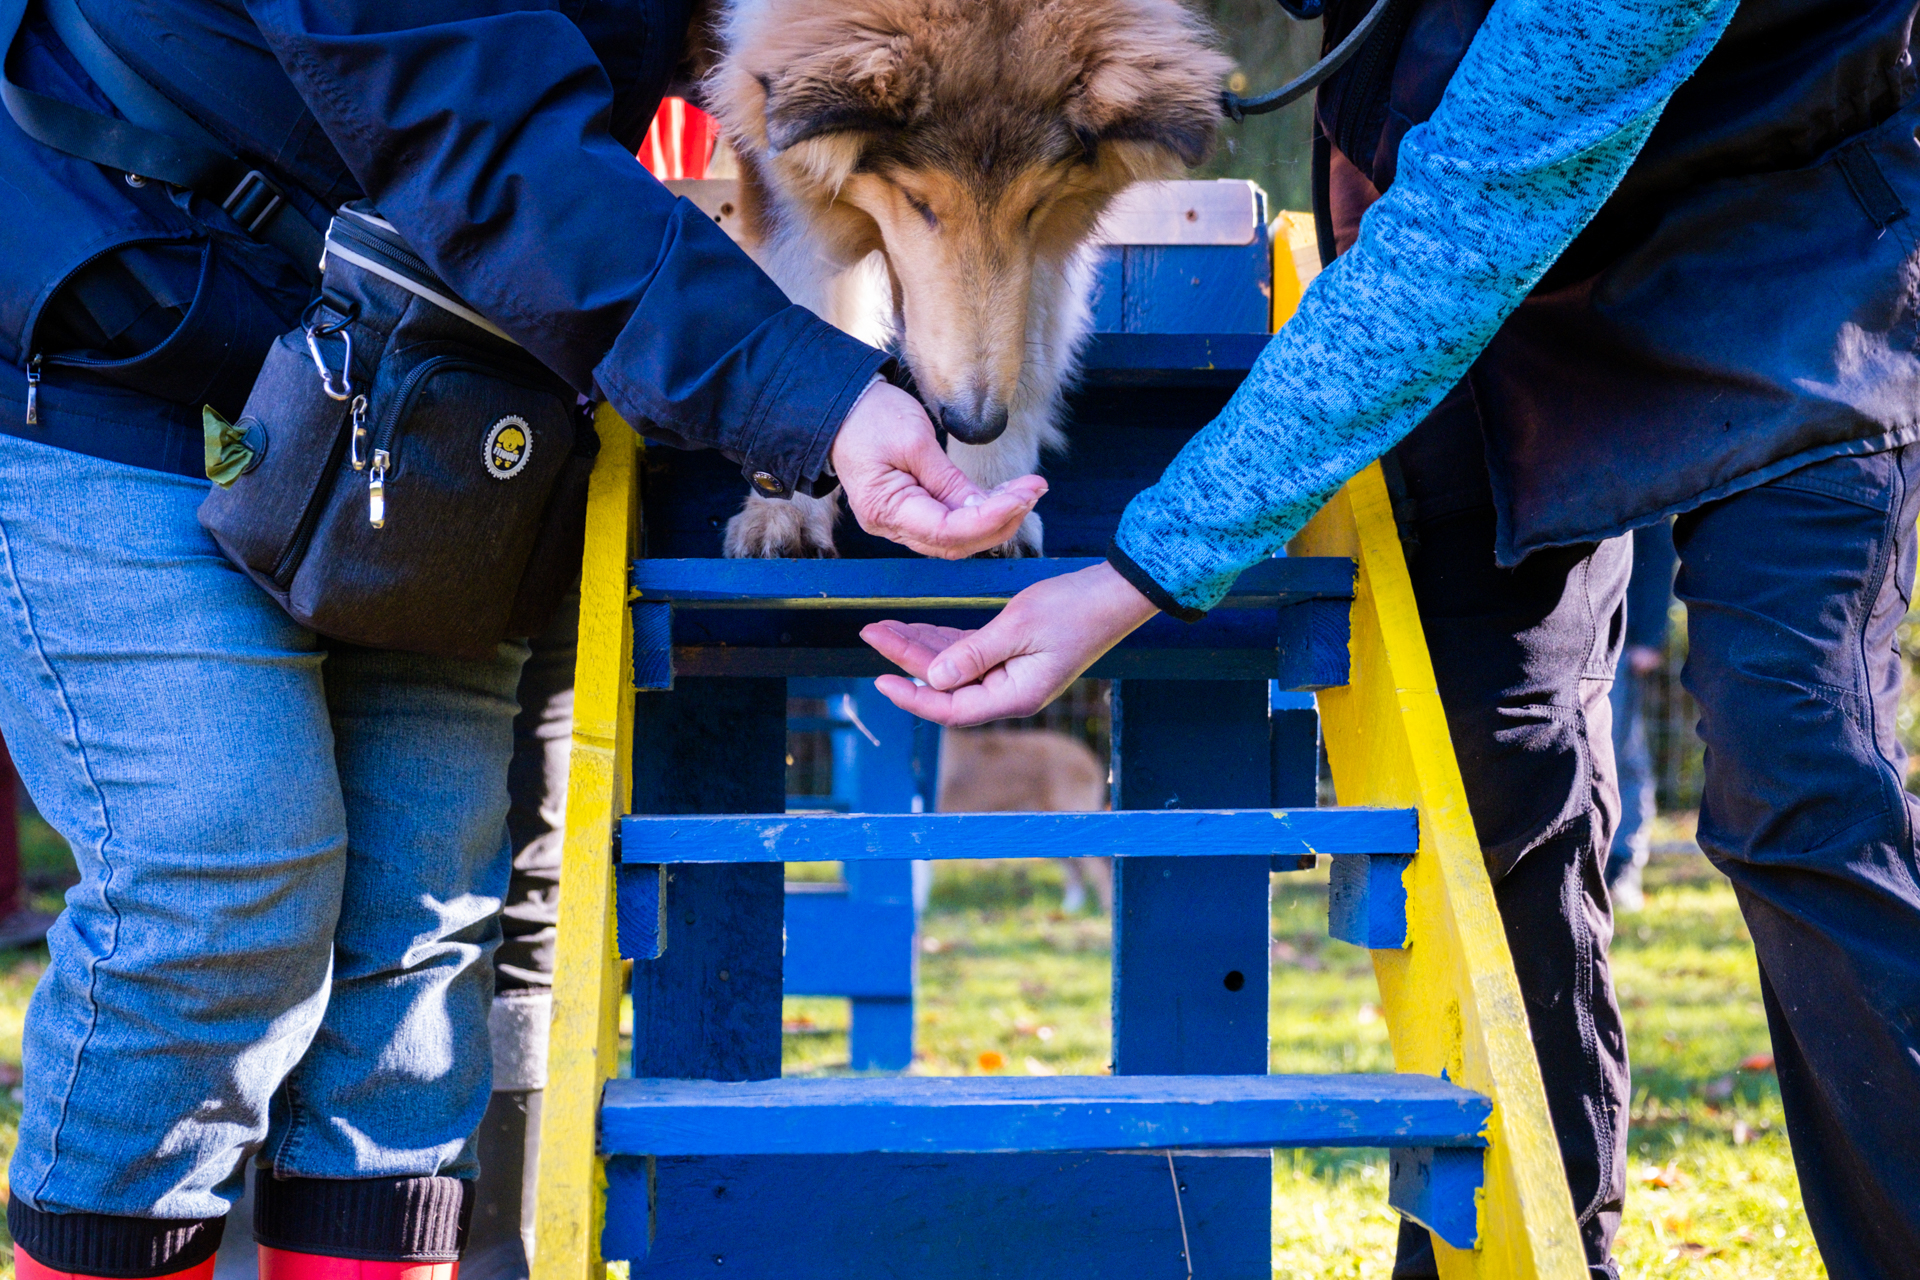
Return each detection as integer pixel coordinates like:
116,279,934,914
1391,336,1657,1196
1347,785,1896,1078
700,0,1231,557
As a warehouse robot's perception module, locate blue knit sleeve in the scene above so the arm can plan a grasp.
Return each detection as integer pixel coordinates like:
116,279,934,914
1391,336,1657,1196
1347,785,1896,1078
1112,0,1739,613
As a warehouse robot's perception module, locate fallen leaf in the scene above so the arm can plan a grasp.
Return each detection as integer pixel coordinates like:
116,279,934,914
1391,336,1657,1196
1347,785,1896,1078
1638,1162,1686,1189
977,1050,1005,1071
1740,1052,1776,1072
1023,1056,1057,1076
1704,1075,1735,1102
921,936,944,954
1356,1004,1379,1026
0,1062,20,1087
1733,1120,1751,1146
1035,1025,1055,1042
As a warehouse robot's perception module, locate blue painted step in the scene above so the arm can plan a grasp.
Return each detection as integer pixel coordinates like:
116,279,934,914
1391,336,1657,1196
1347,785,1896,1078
618,806,1416,864
599,1073,1489,1156
630,556,1354,689
631,554,1351,605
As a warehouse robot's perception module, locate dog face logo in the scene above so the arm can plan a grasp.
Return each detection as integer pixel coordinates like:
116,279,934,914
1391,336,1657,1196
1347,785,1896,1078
483,416,532,480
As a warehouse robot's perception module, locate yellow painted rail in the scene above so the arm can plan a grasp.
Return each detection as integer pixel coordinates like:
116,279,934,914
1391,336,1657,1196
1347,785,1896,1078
532,407,636,1280
1280,223,1585,1279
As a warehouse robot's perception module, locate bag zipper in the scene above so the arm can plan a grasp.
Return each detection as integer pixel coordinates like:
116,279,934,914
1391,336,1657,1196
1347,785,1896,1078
360,353,551,528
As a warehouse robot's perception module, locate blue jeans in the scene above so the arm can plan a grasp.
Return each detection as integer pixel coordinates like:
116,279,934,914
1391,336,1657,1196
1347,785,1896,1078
0,434,525,1221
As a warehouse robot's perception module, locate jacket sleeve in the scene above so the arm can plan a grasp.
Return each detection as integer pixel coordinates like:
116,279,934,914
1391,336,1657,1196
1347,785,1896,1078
1111,0,1739,613
244,0,887,497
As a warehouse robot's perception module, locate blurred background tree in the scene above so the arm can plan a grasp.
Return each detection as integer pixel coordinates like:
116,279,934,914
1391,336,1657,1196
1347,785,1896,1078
1191,2,1324,212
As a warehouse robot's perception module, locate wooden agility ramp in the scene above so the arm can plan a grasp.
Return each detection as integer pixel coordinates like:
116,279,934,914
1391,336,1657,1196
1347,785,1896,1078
532,182,1586,1280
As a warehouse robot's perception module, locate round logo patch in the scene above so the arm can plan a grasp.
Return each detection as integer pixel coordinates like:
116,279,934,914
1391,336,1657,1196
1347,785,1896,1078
483,416,532,480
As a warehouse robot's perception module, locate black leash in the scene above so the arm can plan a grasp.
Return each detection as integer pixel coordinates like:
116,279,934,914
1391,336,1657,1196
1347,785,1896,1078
0,0,324,280
1220,0,1395,122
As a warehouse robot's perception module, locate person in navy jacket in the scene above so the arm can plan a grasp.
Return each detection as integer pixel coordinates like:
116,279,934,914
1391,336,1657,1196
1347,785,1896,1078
0,4,1041,1280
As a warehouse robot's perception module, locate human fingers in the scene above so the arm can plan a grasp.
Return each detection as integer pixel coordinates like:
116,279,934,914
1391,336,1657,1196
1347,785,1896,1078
877,486,1044,558
871,666,1054,726
859,621,970,678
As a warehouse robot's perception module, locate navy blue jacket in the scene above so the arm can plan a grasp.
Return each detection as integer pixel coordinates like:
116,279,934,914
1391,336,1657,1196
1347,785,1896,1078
1,0,885,492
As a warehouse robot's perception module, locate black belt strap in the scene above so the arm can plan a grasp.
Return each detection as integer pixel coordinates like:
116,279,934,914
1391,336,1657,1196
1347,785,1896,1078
0,0,324,280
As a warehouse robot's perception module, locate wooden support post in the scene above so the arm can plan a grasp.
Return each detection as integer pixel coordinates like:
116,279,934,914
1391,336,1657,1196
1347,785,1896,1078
533,407,637,1280
1111,679,1273,1276
1293,466,1588,1278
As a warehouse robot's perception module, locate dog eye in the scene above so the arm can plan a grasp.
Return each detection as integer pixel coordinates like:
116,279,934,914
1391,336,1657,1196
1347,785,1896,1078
908,196,938,229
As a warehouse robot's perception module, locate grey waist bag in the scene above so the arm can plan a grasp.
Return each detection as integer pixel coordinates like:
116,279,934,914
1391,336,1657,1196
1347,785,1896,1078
199,204,597,660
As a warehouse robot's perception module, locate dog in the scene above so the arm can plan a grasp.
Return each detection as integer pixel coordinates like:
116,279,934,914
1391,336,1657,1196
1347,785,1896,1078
937,727,1113,914
698,0,1232,558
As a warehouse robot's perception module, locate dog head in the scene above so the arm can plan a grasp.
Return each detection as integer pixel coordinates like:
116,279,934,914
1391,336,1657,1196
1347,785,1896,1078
710,0,1232,445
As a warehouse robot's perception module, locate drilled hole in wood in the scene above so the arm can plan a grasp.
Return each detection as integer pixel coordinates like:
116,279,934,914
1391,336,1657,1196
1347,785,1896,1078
1223,970,1246,991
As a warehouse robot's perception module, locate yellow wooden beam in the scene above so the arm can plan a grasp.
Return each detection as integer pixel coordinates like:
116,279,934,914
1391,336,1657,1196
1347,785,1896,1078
1276,226,1585,1279
533,406,638,1280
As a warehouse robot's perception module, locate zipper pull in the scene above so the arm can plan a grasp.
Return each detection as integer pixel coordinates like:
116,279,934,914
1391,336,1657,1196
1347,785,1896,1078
368,449,388,528
25,355,41,426
349,394,370,470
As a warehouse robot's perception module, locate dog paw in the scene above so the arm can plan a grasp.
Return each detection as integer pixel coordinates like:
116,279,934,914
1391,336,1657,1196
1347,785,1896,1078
975,512,1043,559
724,492,841,558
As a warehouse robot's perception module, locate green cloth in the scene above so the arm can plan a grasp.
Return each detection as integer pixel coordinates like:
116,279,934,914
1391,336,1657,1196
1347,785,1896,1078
204,406,255,488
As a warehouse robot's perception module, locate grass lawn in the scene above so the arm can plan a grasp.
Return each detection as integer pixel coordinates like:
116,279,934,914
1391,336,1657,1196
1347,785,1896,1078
0,821,1824,1278
789,853,1824,1279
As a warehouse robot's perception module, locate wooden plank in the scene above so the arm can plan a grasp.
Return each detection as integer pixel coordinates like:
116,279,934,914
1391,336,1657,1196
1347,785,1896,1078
630,554,1352,608
617,807,1418,864
532,406,636,1280
1108,679,1274,1267
1329,853,1413,950
782,891,915,998
1122,241,1271,336
610,1152,1272,1278
1077,332,1271,386
629,678,787,1083
1390,1146,1488,1252
1293,463,1589,1278
599,1074,1492,1155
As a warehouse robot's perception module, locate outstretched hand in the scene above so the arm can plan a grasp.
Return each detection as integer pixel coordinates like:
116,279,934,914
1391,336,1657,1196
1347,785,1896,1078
831,381,1046,558
860,561,1160,726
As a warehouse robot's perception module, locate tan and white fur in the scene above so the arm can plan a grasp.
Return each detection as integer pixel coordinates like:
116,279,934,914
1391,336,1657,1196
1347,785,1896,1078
700,0,1232,557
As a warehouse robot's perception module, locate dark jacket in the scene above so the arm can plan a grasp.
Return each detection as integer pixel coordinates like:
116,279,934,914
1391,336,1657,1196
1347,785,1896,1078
1320,0,1920,562
0,0,884,492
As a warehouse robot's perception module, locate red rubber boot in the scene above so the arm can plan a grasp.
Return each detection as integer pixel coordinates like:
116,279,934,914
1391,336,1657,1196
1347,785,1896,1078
259,1247,457,1280
15,1254,216,1280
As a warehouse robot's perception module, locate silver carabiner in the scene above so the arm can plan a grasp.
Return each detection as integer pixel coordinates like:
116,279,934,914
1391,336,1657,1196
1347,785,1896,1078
305,322,354,401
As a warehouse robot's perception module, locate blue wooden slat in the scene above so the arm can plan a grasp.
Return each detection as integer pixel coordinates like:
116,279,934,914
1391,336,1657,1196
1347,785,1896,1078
1077,333,1272,386
1122,242,1271,336
782,891,914,998
607,1152,1271,1277
631,555,1351,607
1388,1145,1485,1250
1328,853,1414,950
633,601,674,692
1276,597,1354,691
848,998,914,1072
1087,248,1123,331
629,679,787,1082
618,807,1418,864
599,1074,1492,1156
617,864,666,961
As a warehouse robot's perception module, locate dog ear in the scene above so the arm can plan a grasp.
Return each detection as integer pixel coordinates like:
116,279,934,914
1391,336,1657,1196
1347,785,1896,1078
1068,60,1219,169
762,35,923,152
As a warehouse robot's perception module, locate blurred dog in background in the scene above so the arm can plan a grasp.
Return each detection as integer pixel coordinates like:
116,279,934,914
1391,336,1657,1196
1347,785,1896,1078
938,727,1112,914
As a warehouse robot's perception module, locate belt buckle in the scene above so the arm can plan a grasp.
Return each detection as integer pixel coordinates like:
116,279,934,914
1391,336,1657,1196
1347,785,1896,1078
222,169,286,236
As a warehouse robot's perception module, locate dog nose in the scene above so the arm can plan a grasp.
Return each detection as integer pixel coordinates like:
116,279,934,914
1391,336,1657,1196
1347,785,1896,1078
939,403,1009,445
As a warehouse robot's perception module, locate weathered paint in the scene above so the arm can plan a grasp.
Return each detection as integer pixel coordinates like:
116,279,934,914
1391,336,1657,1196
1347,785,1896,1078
617,806,1416,864
600,1074,1491,1155
1390,1146,1490,1251
531,406,636,1280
